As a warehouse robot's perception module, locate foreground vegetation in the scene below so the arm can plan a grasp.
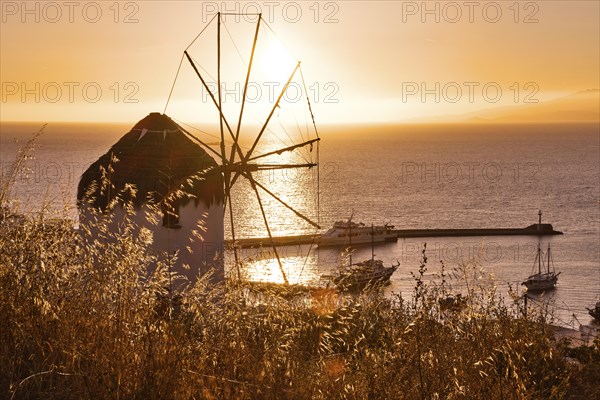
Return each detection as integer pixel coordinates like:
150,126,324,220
1,130,599,399
3,218,600,400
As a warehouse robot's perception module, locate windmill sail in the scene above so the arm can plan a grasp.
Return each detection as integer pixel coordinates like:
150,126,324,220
164,12,321,284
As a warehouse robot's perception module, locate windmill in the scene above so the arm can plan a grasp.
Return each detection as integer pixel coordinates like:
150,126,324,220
164,12,321,284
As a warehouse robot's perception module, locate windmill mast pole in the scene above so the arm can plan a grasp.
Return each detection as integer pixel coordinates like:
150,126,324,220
217,12,226,166
244,62,301,160
217,13,241,280
183,52,240,150
219,12,241,280
230,14,261,165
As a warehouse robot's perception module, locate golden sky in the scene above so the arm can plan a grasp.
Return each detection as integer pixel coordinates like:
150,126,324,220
1,1,598,123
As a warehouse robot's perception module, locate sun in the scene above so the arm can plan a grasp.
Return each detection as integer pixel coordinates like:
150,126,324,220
259,38,296,83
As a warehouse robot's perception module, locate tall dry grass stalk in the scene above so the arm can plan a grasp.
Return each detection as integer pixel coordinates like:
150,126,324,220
1,130,598,399
0,125,46,218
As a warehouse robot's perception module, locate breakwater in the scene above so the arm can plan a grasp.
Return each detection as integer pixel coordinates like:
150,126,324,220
227,223,562,248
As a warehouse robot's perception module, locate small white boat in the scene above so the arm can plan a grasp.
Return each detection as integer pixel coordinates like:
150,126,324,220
318,215,397,247
522,243,560,292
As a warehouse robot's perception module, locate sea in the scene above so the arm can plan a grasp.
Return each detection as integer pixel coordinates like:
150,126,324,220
1,121,599,327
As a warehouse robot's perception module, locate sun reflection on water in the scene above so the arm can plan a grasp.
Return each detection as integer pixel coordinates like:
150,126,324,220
225,136,320,284
226,138,318,240
243,255,320,285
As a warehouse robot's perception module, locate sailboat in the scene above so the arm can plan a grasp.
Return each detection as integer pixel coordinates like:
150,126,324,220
587,301,600,320
331,224,399,290
522,242,561,292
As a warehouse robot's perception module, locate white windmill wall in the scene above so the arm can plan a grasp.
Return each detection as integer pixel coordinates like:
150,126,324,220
78,199,224,287
150,201,224,283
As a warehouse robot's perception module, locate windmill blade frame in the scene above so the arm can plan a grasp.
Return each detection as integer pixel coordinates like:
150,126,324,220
165,12,321,285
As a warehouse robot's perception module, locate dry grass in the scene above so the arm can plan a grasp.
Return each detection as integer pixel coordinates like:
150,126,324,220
1,130,599,399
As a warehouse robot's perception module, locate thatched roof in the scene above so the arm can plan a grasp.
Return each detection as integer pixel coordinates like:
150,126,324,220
78,113,223,211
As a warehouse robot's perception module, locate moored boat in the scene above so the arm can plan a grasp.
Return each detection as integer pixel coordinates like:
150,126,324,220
522,243,560,292
318,215,397,247
331,259,399,291
587,301,600,320
327,223,399,290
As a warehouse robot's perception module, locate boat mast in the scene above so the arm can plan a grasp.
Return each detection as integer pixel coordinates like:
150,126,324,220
349,217,352,266
547,243,551,274
371,223,375,261
537,241,542,275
